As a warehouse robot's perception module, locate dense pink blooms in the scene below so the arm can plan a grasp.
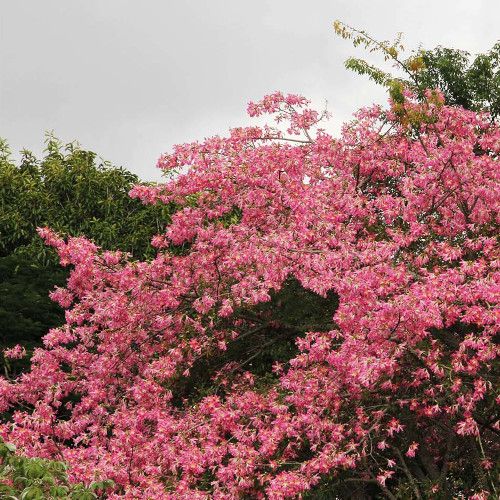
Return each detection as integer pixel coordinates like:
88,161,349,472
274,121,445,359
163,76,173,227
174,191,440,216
0,91,498,498
3,345,26,360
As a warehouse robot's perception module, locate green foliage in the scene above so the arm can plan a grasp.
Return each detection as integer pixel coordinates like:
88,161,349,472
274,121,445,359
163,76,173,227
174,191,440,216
333,20,409,91
418,44,500,117
0,135,170,260
334,20,500,118
0,254,67,375
0,438,113,499
344,57,393,86
0,135,172,360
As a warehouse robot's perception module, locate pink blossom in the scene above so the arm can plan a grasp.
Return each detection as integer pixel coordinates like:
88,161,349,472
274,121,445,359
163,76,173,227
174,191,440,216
405,442,419,458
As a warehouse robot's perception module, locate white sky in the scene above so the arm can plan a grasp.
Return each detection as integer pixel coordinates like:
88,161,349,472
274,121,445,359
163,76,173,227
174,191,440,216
0,1,498,181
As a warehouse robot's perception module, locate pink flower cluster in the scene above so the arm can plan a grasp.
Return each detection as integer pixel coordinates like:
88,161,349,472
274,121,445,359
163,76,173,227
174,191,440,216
1,91,498,498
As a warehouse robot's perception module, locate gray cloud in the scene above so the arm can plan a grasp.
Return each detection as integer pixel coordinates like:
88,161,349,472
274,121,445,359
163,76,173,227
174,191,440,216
0,0,497,180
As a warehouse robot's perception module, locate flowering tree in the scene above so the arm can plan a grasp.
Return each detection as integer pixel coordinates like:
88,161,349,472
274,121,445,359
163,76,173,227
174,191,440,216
0,89,498,499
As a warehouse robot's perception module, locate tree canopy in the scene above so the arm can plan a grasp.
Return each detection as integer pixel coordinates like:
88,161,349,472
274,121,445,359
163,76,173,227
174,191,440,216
0,89,497,499
333,20,500,119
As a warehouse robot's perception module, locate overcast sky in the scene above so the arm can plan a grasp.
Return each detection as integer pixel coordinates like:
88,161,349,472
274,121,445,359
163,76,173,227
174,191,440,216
1,1,498,181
